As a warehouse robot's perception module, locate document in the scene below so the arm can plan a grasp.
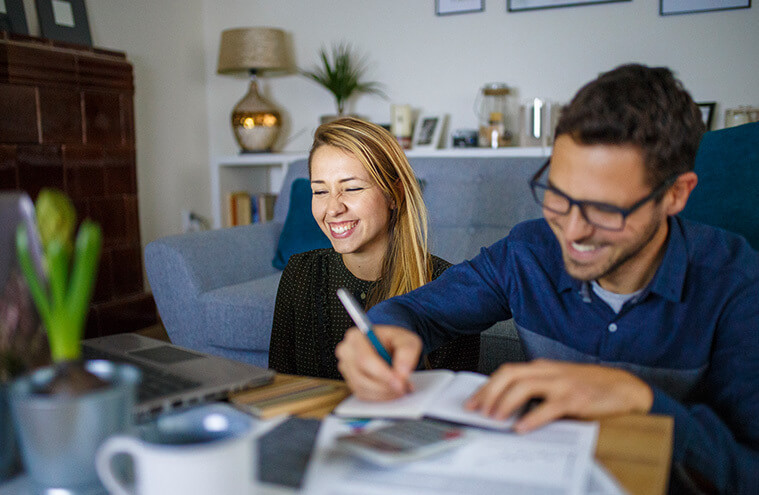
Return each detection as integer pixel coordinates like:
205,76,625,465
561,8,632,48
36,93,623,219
302,415,599,495
334,370,519,430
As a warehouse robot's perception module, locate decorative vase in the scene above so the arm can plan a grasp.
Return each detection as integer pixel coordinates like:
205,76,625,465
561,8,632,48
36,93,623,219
231,76,282,153
9,360,139,495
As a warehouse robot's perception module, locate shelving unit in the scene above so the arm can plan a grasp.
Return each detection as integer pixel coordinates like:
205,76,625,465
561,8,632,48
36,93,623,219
210,146,551,228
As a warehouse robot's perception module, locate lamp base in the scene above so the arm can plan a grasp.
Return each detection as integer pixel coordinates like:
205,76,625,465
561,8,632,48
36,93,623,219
231,76,282,153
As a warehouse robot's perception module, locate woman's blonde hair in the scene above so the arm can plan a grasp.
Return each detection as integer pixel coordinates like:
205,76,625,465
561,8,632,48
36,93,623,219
308,117,432,307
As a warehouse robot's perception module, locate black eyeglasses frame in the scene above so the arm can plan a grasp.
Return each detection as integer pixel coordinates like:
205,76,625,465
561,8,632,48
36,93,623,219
528,158,679,232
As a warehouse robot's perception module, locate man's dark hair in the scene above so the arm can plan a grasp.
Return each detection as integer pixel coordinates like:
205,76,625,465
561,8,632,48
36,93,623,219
555,64,705,187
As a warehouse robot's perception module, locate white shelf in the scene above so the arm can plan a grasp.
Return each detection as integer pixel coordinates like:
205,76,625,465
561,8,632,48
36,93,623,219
405,146,550,158
209,147,551,228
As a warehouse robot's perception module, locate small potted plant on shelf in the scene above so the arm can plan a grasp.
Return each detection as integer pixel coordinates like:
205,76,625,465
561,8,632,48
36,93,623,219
301,42,386,123
8,188,139,494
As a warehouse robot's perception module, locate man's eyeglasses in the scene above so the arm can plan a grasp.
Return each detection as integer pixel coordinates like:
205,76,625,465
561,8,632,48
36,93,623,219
528,159,678,231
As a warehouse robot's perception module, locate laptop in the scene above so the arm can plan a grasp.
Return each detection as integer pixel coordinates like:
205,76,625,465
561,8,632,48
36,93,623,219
1,191,274,420
83,333,274,420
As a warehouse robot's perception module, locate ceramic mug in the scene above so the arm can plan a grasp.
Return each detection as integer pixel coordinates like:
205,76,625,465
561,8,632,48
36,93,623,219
96,403,257,495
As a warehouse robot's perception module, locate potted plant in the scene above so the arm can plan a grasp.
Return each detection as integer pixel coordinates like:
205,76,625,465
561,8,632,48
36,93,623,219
8,188,139,493
301,42,386,122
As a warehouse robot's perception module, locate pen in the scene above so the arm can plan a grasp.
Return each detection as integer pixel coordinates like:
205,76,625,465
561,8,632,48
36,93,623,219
337,288,393,365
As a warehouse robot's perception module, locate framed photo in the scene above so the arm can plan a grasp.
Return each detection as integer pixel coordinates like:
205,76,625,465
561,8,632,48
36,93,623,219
413,114,447,150
698,102,716,130
508,0,630,12
436,0,485,16
660,0,750,16
35,0,92,46
0,0,29,35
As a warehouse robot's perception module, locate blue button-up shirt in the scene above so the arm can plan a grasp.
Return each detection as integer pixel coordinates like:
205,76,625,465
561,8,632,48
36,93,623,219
369,217,759,493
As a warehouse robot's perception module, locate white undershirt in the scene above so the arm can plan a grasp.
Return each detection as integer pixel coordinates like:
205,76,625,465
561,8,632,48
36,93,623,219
591,280,643,314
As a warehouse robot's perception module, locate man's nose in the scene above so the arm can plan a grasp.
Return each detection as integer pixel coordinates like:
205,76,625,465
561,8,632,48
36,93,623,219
563,205,594,240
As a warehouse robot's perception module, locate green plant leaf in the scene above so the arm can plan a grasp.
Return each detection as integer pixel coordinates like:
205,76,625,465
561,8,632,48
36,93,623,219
300,42,386,115
15,225,51,326
66,221,102,336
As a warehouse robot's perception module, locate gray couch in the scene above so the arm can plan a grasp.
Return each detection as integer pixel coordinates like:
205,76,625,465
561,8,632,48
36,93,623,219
145,156,545,370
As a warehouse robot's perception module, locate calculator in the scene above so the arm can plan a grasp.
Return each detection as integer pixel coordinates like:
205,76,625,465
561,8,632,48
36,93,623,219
336,419,467,466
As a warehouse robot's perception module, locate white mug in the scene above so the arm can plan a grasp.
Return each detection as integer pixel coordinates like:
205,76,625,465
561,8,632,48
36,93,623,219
96,403,257,495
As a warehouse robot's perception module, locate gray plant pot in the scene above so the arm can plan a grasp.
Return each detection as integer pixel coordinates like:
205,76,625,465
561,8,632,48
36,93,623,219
8,360,139,495
0,381,21,482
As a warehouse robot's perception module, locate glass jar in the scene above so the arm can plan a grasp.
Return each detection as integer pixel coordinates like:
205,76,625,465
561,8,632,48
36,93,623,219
475,83,513,147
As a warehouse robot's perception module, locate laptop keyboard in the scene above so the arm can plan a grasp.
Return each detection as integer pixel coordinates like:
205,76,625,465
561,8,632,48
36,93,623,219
83,346,201,402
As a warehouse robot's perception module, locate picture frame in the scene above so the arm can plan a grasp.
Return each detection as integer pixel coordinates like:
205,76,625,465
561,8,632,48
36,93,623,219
413,114,447,150
508,0,630,12
35,0,92,46
0,0,29,35
660,0,750,16
697,102,716,130
436,0,485,16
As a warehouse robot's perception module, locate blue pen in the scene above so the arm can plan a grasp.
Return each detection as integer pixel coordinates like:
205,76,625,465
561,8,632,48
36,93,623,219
337,288,393,365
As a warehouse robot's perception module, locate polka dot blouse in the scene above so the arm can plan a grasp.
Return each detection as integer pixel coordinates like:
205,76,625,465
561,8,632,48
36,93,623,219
268,248,480,379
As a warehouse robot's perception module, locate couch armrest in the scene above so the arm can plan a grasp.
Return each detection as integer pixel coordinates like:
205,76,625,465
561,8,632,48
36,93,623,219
144,222,283,349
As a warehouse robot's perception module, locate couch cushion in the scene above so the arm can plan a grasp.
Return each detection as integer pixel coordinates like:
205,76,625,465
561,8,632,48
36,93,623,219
272,178,331,270
201,271,283,351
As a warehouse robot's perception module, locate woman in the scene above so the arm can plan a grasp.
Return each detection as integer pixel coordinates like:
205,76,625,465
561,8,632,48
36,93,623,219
268,117,479,379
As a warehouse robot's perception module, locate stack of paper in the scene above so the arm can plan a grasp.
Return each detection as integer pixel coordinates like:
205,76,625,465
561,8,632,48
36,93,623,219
304,369,618,495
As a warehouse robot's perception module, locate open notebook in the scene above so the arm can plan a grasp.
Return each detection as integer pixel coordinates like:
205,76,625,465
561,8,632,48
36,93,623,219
334,370,519,430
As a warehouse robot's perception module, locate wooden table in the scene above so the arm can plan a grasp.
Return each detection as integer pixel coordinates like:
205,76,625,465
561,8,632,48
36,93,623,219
231,374,673,495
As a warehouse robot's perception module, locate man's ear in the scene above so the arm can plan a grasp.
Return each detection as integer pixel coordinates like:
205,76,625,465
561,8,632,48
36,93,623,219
665,172,698,216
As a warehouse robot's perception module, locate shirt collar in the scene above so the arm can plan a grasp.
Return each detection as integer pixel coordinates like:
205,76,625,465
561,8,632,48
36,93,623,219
556,217,687,303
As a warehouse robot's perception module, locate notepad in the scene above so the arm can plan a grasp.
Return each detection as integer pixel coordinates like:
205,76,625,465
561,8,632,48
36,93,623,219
333,370,518,430
231,375,349,419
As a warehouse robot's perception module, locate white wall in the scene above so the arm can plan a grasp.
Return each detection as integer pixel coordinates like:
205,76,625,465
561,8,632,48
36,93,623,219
83,0,758,245
49,0,209,248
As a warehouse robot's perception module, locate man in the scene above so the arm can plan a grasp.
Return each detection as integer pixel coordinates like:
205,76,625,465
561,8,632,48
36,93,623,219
335,64,759,493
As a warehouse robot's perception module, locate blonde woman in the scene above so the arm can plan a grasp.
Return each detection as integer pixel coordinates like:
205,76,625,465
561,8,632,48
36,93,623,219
268,117,479,379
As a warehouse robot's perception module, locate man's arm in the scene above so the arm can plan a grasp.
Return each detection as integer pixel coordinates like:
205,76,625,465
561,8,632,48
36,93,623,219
336,239,515,399
368,240,514,352
648,283,759,494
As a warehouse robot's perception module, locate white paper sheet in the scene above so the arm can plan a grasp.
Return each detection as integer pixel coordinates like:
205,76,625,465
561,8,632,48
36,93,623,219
425,371,517,430
333,370,455,418
302,415,599,495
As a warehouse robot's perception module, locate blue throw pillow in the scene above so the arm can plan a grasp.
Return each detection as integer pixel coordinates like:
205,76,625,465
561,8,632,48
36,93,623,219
272,178,332,270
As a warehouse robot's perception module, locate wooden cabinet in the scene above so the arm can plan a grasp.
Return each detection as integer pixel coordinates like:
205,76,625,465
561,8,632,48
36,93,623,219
0,33,157,338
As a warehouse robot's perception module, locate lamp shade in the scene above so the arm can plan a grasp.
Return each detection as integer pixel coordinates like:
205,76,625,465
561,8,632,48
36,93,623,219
217,27,287,73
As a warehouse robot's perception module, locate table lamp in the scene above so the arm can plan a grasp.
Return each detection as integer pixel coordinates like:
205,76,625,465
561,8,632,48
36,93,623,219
217,27,288,153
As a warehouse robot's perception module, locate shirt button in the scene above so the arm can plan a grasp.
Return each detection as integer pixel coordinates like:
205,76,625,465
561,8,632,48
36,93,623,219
608,323,618,333
360,292,366,300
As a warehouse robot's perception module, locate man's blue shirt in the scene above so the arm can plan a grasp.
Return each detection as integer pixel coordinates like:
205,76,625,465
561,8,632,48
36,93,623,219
368,217,759,493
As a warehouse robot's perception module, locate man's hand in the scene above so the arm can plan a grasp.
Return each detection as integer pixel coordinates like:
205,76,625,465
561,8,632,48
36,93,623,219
466,359,654,433
336,325,422,401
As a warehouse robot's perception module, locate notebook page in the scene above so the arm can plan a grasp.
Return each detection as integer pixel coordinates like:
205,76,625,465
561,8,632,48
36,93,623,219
425,371,517,430
333,369,454,419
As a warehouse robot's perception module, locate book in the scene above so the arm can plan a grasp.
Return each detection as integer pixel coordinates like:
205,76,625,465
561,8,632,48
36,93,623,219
333,370,518,430
256,193,277,223
230,374,349,419
225,191,252,227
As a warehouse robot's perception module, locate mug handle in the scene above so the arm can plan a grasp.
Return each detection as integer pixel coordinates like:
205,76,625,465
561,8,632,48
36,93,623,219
95,435,143,495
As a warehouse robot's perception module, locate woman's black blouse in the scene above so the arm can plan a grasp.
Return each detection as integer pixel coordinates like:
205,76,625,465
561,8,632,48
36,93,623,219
268,248,480,379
